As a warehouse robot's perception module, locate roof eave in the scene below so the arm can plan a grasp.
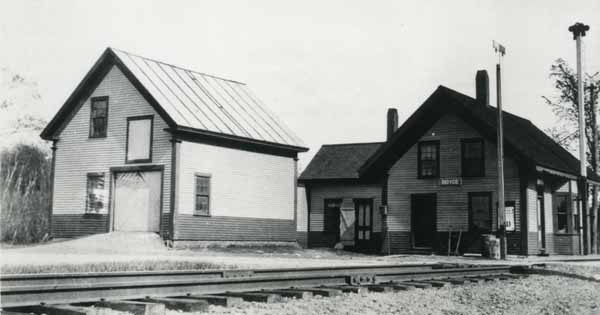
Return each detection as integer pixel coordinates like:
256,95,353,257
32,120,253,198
168,125,308,155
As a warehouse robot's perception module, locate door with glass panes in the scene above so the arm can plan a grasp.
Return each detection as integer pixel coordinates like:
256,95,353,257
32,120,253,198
354,199,374,251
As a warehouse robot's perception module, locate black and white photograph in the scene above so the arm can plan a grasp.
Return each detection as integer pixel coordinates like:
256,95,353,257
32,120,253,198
1,1,599,314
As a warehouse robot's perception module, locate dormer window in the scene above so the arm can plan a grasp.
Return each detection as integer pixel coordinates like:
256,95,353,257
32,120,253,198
89,96,108,138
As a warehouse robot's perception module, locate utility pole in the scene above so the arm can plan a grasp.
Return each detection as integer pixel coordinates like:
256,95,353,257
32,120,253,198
568,22,590,255
493,40,507,260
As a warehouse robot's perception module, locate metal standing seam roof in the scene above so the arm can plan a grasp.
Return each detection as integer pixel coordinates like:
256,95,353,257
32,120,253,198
111,48,305,148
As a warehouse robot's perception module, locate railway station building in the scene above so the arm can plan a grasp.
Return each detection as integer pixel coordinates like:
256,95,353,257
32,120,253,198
41,48,308,244
299,71,600,256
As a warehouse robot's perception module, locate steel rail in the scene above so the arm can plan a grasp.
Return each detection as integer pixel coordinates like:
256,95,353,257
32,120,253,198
0,264,517,308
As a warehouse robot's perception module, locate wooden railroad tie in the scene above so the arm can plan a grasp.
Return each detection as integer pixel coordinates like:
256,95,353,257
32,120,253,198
94,300,166,315
184,294,244,307
260,289,313,299
138,297,209,313
292,287,342,297
219,292,282,303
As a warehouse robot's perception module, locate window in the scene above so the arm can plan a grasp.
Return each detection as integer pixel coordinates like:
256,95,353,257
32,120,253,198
461,139,485,177
418,141,439,178
194,175,210,216
126,116,153,163
89,97,108,138
86,173,106,214
555,194,569,233
469,192,492,232
324,199,342,235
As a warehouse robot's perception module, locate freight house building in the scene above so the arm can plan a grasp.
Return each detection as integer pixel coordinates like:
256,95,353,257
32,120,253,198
41,48,308,243
299,71,600,256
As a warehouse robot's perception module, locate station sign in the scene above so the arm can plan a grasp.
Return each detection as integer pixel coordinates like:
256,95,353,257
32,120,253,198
440,177,462,186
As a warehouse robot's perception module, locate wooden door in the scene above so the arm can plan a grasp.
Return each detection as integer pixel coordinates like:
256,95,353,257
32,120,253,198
113,171,161,232
354,199,374,251
411,194,436,248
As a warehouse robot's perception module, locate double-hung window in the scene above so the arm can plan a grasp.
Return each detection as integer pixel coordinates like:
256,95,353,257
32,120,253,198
461,138,485,177
418,141,439,178
194,175,211,216
86,173,106,214
89,97,108,138
554,194,569,233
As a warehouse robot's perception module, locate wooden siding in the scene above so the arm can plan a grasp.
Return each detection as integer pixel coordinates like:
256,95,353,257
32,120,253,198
553,234,580,255
52,66,172,234
176,141,295,220
51,214,109,238
387,114,522,235
308,183,383,233
173,214,295,241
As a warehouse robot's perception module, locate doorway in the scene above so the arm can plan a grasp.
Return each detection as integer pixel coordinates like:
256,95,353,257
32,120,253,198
113,171,162,232
536,188,546,252
411,194,437,248
354,199,374,251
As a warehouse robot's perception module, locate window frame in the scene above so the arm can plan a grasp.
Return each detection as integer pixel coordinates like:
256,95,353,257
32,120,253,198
417,140,440,179
553,193,570,234
89,96,109,138
461,138,485,177
85,172,106,215
193,173,211,216
323,198,342,236
125,115,154,164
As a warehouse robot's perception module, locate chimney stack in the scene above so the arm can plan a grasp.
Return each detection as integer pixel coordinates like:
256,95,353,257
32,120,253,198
387,108,398,140
476,70,489,106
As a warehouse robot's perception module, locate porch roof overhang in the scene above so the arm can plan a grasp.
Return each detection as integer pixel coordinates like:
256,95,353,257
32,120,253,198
536,165,600,186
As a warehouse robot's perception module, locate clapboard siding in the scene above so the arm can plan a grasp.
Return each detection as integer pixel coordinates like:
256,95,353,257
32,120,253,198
308,183,383,232
527,232,539,255
52,66,172,229
385,232,411,254
176,141,295,220
173,215,295,241
553,234,580,255
51,214,109,238
387,114,522,235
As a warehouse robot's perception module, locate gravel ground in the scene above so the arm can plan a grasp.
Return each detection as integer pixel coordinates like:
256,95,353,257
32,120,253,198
203,275,600,315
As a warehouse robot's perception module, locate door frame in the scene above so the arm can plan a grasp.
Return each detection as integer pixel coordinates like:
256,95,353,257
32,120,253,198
109,164,164,233
323,198,343,243
536,187,546,251
410,193,437,249
353,198,374,251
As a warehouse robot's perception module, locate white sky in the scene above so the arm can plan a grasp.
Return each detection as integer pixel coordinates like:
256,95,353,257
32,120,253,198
1,0,599,169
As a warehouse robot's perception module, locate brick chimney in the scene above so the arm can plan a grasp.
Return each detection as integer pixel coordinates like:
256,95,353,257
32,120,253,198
476,70,489,106
387,108,398,140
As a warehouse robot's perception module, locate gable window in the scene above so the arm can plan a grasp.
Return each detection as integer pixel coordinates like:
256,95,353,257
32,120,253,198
554,194,569,233
461,138,485,177
89,96,108,138
324,199,342,236
126,116,153,163
194,174,211,216
418,141,439,178
86,173,106,214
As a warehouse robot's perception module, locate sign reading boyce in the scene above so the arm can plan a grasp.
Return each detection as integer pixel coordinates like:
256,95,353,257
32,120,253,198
440,177,462,186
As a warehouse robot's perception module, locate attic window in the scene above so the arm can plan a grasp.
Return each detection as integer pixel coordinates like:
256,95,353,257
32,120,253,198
126,115,153,163
89,96,108,138
418,141,439,178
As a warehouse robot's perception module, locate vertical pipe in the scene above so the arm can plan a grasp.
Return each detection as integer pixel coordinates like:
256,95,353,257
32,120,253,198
496,63,507,259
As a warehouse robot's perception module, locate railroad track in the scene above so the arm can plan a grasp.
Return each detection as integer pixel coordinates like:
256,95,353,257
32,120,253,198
1,263,529,314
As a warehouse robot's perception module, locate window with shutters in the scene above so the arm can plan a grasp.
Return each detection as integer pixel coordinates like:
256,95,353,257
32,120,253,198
86,173,106,214
89,97,108,138
418,141,439,178
461,138,485,177
194,174,211,216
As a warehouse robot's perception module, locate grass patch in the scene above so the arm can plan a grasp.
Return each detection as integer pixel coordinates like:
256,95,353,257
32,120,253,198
1,260,238,275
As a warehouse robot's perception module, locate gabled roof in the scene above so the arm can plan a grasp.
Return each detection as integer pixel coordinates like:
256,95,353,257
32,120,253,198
299,142,383,181
359,85,600,182
41,48,307,153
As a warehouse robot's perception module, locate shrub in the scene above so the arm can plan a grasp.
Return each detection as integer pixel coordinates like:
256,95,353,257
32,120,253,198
0,143,52,243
